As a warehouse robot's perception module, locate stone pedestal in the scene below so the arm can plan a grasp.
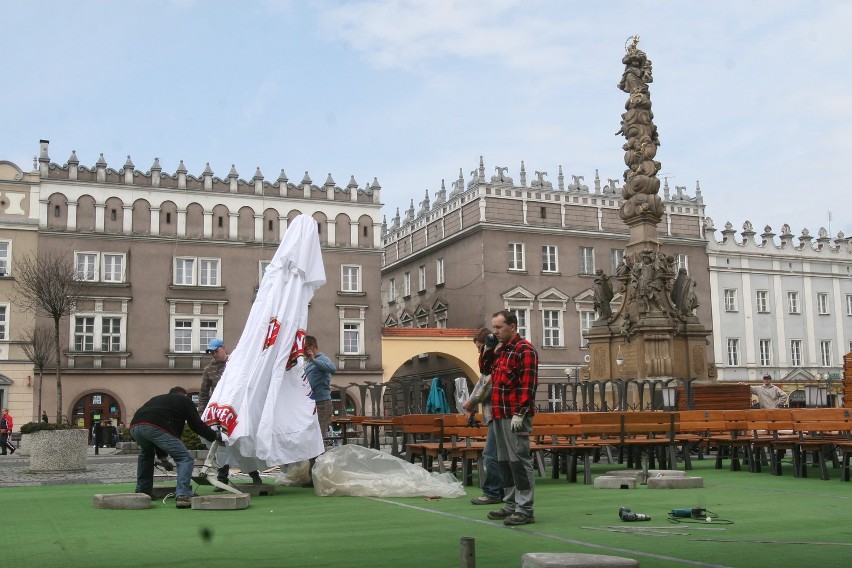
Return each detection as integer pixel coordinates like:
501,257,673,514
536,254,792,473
29,428,88,472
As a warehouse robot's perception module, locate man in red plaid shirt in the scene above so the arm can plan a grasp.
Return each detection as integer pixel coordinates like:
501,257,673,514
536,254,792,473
485,310,539,526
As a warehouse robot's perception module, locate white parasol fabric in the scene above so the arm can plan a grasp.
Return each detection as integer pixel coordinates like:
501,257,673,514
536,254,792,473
201,214,326,470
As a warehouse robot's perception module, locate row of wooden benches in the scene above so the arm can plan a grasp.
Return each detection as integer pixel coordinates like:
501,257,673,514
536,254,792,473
392,408,852,485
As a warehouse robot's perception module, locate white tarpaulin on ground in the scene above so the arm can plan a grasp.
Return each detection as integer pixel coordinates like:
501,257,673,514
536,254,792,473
201,214,326,471
311,445,466,498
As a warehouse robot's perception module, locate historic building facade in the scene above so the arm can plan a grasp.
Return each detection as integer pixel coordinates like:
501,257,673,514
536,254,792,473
1,140,384,428
707,220,852,401
0,160,40,421
380,158,713,390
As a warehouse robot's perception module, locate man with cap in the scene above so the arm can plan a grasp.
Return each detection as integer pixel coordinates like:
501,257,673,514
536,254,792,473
199,338,262,487
130,386,224,508
749,374,788,409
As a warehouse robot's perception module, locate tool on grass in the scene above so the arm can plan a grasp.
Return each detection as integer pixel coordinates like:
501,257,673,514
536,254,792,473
619,506,651,522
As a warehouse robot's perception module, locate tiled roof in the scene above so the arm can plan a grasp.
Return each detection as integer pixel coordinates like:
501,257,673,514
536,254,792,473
382,327,479,338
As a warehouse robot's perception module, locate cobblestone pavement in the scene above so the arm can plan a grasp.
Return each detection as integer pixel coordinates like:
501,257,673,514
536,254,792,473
0,447,286,488
0,447,143,487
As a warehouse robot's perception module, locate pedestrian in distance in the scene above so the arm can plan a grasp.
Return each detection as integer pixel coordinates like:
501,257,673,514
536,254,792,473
1,408,15,454
741,374,788,409
41,411,49,423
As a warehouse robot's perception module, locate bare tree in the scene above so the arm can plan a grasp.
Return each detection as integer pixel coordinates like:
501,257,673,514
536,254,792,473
21,326,55,420
13,252,86,424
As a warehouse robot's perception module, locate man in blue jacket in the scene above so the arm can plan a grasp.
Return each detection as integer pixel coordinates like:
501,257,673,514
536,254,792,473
305,335,337,445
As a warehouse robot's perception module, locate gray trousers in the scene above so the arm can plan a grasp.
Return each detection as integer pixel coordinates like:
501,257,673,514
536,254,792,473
492,415,535,516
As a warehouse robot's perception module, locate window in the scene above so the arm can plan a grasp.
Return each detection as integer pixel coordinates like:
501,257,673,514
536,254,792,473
579,310,596,347
726,338,740,366
435,311,447,328
174,257,196,286
75,252,99,281
676,253,688,273
388,278,396,302
508,243,525,271
403,272,411,296
787,291,800,314
542,309,562,347
820,340,832,367
75,252,127,283
415,307,428,328
541,245,558,273
74,316,95,351
199,258,220,287
579,247,595,275
790,339,802,367
759,339,772,367
847,294,852,316
756,290,769,313
436,258,445,285
174,257,221,287
0,240,9,276
400,312,413,328
817,293,829,315
341,265,361,292
724,289,738,312
74,315,125,352
418,265,426,292
101,317,122,351
509,309,528,339
0,304,7,340
610,249,624,275
259,261,271,283
172,317,220,353
342,322,363,354
102,254,125,283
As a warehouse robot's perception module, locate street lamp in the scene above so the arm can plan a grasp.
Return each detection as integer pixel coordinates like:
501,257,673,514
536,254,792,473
662,386,677,411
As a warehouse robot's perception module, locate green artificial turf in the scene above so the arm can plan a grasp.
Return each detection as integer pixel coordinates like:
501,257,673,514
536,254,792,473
3,458,851,567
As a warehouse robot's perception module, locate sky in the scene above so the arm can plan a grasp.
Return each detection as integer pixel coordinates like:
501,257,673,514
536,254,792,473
2,0,850,240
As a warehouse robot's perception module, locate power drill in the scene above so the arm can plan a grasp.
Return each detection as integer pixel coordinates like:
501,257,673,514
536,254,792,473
619,506,651,522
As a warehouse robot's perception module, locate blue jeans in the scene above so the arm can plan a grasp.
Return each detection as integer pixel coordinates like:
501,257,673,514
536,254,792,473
481,421,504,499
131,424,195,498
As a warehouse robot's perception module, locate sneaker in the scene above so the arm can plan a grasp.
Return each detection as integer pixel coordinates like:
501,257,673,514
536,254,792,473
471,495,503,505
487,509,513,520
175,495,192,509
503,512,535,526
249,471,263,485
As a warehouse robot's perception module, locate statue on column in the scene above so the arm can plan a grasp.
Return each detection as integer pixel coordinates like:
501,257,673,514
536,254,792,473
592,269,614,321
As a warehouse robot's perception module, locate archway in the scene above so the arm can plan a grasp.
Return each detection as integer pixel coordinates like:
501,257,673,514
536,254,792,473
71,391,123,445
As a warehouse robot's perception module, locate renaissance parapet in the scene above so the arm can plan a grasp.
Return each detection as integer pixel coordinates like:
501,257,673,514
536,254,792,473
35,140,380,205
707,220,852,254
381,153,705,245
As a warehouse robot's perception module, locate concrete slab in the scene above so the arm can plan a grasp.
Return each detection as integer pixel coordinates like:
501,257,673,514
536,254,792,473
593,476,637,489
232,484,277,497
647,476,703,489
522,552,639,567
93,493,152,510
191,494,250,510
648,469,685,477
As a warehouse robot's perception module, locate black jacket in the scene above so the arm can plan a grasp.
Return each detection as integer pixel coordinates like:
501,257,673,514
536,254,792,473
131,392,217,442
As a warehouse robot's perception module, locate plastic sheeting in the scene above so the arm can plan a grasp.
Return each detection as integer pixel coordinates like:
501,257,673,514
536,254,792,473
454,377,470,414
312,445,466,498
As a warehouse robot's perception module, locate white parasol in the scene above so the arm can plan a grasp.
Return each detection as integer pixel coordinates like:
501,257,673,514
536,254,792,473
202,214,326,471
